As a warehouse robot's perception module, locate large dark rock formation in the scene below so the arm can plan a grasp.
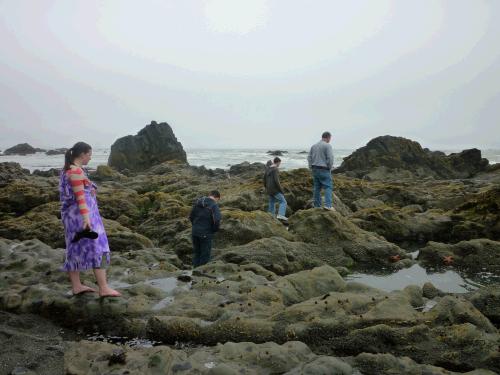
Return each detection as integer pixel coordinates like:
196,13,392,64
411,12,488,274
108,121,187,172
336,136,489,180
3,143,45,155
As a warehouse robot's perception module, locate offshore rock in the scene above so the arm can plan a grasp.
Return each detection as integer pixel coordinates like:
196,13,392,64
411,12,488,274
3,143,44,155
108,121,187,172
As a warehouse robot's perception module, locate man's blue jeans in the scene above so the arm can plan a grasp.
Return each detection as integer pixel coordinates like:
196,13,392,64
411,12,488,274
313,169,333,208
192,235,212,267
268,192,287,216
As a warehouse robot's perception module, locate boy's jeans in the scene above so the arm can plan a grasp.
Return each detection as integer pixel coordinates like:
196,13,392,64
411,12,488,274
268,192,287,216
192,235,212,267
313,169,333,208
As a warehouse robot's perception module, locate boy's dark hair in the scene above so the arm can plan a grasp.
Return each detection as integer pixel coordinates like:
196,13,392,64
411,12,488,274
273,157,281,164
209,190,221,198
322,131,331,139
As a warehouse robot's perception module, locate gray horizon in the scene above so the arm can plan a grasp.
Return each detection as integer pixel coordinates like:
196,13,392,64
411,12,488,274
1,0,499,151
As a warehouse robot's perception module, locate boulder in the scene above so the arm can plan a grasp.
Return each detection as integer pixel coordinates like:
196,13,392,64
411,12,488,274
228,162,265,177
467,286,500,325
220,189,264,212
417,239,500,274
0,177,59,219
0,202,65,247
215,237,326,275
275,265,346,305
102,218,155,251
279,168,352,215
216,209,295,248
447,148,491,179
0,201,152,251
450,186,500,241
89,165,127,182
289,209,408,267
348,352,496,375
108,121,187,172
336,136,489,180
352,197,385,211
31,168,61,177
0,162,30,187
351,206,453,244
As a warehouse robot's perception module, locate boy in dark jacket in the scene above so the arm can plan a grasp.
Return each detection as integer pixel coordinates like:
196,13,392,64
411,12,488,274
189,190,221,267
264,157,288,220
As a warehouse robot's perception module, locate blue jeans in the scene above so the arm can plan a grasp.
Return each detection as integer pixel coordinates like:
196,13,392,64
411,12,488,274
313,169,333,208
268,192,287,216
192,235,212,267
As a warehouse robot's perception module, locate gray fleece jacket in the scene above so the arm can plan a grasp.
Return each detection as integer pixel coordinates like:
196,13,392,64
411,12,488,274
307,140,334,170
263,165,284,195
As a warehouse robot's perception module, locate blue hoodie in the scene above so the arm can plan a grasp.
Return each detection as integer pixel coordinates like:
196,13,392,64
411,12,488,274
189,196,221,238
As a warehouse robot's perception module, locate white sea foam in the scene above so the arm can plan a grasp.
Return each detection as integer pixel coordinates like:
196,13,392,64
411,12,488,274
0,148,498,172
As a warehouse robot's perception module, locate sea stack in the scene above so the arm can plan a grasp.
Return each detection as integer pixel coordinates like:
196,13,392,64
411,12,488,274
108,121,187,172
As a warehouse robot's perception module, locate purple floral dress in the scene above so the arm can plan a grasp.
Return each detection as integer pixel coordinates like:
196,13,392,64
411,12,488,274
59,168,110,271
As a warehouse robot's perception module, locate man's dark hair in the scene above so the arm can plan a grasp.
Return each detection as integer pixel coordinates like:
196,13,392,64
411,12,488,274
273,157,281,164
322,131,331,139
209,190,221,198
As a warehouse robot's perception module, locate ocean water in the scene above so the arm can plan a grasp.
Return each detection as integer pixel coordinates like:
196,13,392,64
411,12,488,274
1,148,499,172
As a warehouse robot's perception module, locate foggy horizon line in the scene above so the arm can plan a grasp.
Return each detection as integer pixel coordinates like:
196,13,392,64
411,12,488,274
1,142,499,153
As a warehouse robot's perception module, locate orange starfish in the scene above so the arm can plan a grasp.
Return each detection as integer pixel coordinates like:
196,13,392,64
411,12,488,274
389,255,401,262
443,255,454,265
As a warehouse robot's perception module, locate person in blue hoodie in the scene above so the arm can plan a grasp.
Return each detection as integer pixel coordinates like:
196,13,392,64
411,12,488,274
189,190,222,267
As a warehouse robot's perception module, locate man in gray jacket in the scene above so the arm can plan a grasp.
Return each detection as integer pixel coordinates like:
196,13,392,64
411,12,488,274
307,131,335,211
264,157,288,220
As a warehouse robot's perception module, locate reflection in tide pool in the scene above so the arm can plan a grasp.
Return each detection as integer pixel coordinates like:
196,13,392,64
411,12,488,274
346,264,483,293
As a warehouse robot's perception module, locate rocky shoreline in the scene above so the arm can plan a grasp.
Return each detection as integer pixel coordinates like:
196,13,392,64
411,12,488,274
0,127,499,374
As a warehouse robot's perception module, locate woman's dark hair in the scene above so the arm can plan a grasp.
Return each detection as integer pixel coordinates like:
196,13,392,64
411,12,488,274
64,142,92,170
273,157,281,164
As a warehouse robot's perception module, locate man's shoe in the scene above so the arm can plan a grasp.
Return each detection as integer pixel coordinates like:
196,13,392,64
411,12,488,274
323,206,336,212
276,215,288,221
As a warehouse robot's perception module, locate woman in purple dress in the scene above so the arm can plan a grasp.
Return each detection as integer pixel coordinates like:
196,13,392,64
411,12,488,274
60,142,121,297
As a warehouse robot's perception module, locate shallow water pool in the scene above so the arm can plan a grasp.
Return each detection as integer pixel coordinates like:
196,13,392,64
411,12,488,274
346,264,487,293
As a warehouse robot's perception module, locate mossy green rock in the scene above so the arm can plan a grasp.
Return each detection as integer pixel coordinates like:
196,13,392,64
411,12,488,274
215,237,325,275
351,205,453,244
289,209,408,266
0,177,58,218
0,203,65,247
337,136,488,180
216,209,294,248
417,239,500,274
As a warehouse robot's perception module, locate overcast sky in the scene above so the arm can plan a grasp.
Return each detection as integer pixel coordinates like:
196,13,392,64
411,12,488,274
1,0,499,150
